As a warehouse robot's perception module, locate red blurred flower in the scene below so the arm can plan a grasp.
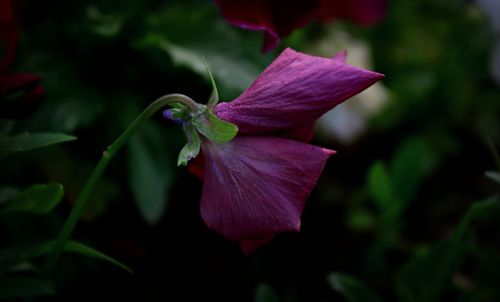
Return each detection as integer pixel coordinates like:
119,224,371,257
214,0,387,52
0,0,18,70
0,73,45,118
196,48,383,253
0,0,44,118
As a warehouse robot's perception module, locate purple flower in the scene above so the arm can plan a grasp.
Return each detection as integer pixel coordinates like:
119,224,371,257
214,0,387,52
196,48,383,253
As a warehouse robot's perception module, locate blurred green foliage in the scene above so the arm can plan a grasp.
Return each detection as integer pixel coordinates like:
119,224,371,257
0,0,499,301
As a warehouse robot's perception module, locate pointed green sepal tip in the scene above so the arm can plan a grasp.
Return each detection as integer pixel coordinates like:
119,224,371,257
192,110,238,143
202,57,219,107
177,122,201,166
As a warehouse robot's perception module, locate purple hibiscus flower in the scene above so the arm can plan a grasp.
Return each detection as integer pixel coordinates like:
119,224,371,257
214,0,387,52
182,48,383,253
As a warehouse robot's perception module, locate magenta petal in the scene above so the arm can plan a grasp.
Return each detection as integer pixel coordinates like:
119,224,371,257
200,136,334,252
215,48,384,135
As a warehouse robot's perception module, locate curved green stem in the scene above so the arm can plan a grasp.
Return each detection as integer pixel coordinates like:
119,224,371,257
43,93,200,274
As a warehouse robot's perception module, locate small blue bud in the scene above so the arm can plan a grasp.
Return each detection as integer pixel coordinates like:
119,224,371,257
162,109,184,124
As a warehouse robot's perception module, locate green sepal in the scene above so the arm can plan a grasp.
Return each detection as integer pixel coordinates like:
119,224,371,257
202,57,219,106
177,121,201,166
164,103,189,120
192,109,238,143
165,108,188,120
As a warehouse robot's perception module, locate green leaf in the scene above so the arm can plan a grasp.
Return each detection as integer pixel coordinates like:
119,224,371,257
368,161,402,226
128,124,173,224
86,6,124,37
390,137,428,205
202,57,219,106
178,122,201,166
23,240,132,273
368,161,396,208
0,132,76,159
255,284,279,302
486,138,500,171
192,110,238,143
328,273,385,302
485,171,500,184
134,4,272,99
1,183,64,215
397,196,500,302
397,239,469,302
0,186,18,205
0,277,54,299
348,207,376,231
64,241,132,273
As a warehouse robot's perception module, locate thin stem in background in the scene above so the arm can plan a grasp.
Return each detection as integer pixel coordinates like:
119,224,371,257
43,94,201,274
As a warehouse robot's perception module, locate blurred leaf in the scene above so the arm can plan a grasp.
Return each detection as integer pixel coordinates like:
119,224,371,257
64,241,132,273
397,196,500,302
23,240,132,274
0,120,14,136
328,273,385,302
86,6,124,37
486,139,500,170
178,121,201,166
0,132,76,159
1,183,64,215
135,4,271,99
192,109,238,143
128,124,173,224
485,171,500,184
0,186,18,204
0,277,54,299
0,246,32,273
157,40,262,99
368,161,400,222
348,207,376,231
390,137,428,205
255,284,279,302
368,161,395,207
31,88,104,133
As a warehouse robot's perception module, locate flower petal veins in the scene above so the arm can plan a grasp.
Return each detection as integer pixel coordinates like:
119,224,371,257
215,48,384,135
200,136,335,252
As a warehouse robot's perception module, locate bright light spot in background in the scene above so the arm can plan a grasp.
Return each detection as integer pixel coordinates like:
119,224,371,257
307,26,389,143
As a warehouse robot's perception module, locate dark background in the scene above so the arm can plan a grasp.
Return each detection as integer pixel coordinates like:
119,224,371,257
1,0,499,301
